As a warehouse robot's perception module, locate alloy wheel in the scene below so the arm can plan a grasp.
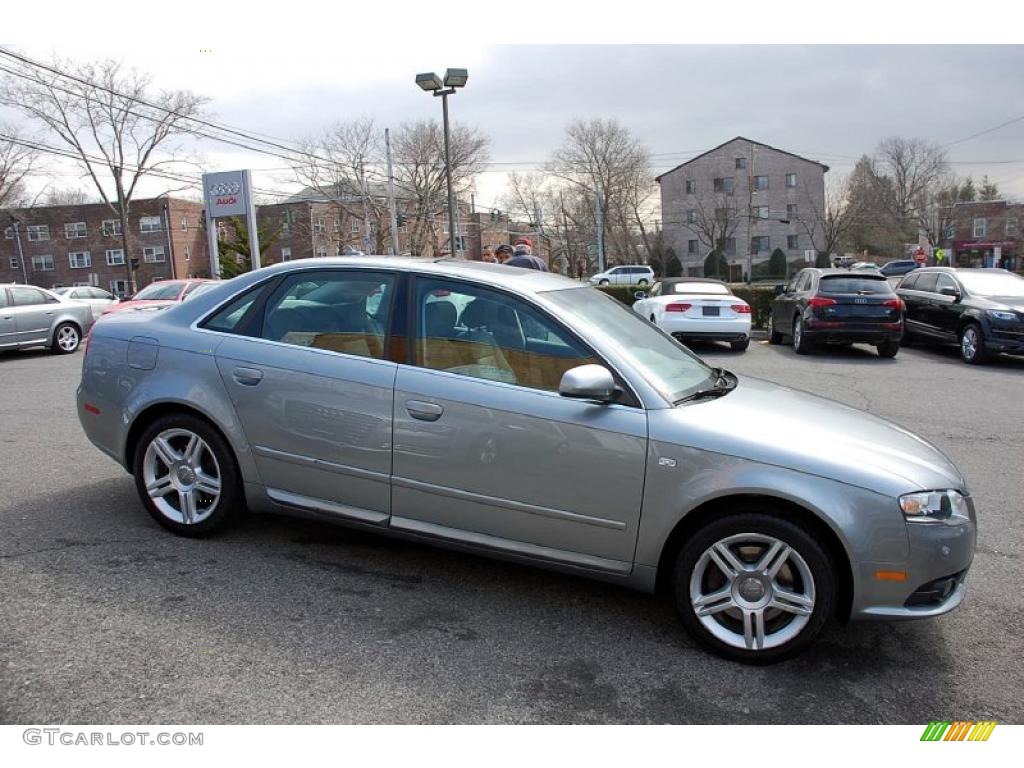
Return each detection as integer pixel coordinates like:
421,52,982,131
689,533,815,651
57,325,79,352
961,327,978,361
142,428,222,525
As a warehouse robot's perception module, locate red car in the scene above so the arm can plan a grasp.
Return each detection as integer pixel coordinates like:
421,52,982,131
101,279,214,317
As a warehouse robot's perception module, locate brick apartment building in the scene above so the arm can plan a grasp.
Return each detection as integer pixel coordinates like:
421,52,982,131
658,137,828,278
949,200,1021,271
1,197,208,296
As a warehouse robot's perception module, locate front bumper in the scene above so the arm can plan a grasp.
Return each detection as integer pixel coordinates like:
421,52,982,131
985,326,1024,355
850,497,977,621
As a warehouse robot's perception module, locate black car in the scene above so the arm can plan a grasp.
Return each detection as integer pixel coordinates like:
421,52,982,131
896,267,1024,364
880,260,920,277
768,269,904,357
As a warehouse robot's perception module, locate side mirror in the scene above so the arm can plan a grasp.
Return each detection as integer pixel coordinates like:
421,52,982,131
774,284,785,296
939,286,960,300
634,290,647,300
559,364,617,403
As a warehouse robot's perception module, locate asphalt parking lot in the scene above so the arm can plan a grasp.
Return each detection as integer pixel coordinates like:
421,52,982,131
1,340,1022,724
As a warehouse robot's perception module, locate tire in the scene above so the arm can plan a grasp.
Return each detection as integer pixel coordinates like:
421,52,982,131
638,279,649,286
730,338,750,352
598,279,610,286
792,316,813,355
51,322,81,354
672,509,835,664
876,339,899,358
767,313,783,345
959,323,990,365
132,413,244,538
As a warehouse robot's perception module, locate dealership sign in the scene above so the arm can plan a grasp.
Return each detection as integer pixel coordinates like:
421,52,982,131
201,170,261,275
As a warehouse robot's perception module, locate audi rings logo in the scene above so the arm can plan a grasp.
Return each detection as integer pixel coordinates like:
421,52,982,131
208,182,241,197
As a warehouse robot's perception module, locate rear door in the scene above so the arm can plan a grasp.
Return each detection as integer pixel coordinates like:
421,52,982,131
816,274,902,330
212,269,400,525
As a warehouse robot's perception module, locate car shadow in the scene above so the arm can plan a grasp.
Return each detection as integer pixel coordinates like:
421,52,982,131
739,341,901,365
902,339,1024,372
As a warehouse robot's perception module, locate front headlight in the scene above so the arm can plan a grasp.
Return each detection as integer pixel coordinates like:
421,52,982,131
899,489,971,525
988,310,1019,322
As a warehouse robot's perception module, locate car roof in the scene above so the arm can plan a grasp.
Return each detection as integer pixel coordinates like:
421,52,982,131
658,277,725,284
246,256,580,293
805,268,888,278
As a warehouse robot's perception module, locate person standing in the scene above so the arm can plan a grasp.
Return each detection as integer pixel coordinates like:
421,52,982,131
504,237,548,271
494,244,514,264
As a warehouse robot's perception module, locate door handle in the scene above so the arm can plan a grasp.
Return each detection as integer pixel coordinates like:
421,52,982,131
406,400,443,422
232,366,264,386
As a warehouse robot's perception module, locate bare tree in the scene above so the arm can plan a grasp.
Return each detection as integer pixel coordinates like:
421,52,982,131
1,57,208,290
916,175,970,251
685,194,743,268
390,119,489,256
979,175,1000,201
797,174,860,263
873,137,948,241
0,123,42,209
42,187,93,206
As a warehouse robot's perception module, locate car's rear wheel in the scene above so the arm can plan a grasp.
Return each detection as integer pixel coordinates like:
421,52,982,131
959,323,990,365
51,322,81,354
731,338,750,352
599,279,610,286
767,313,783,345
133,414,243,537
792,316,813,355
672,511,834,664
876,339,899,358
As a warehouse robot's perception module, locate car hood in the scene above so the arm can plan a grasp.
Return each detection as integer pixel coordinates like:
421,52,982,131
973,295,1024,312
654,375,965,497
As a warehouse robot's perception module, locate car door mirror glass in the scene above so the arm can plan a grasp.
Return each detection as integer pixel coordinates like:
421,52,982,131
939,286,960,299
559,364,617,402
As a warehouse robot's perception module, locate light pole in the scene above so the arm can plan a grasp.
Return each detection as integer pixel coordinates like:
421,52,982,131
8,216,28,285
416,68,468,258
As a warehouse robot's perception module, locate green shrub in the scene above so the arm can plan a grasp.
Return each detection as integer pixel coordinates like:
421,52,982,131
727,283,776,329
595,284,643,306
704,250,728,279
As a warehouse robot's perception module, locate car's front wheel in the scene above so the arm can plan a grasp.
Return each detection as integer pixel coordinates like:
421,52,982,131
133,414,244,537
959,323,990,365
51,322,81,354
672,511,834,664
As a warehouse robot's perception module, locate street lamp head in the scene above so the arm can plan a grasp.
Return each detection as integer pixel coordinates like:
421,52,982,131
444,68,469,88
416,72,444,92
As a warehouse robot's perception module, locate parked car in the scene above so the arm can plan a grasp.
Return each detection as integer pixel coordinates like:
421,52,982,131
897,267,1024,364
588,265,654,286
767,269,904,357
77,257,975,663
1,284,94,354
53,286,119,321
880,259,920,277
632,278,752,351
100,279,213,317
850,262,881,272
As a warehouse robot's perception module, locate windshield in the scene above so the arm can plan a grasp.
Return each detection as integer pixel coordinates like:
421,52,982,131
669,282,729,295
134,281,184,301
957,271,1024,298
182,282,219,301
543,286,713,403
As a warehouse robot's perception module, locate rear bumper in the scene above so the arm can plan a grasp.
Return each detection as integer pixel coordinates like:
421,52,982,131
662,316,752,341
672,331,749,343
804,321,902,344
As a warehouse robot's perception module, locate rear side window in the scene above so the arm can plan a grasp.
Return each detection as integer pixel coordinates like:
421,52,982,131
819,277,893,294
202,287,265,334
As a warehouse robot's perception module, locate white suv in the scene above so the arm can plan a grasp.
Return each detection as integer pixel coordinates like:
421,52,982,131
589,265,655,286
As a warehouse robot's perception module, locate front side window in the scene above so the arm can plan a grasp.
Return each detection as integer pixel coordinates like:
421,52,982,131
10,286,55,306
935,274,959,295
414,278,598,392
65,222,87,238
27,225,49,241
140,216,162,233
69,251,91,268
261,271,394,359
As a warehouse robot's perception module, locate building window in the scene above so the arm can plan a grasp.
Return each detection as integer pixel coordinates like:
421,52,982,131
105,249,125,266
110,279,129,298
101,219,122,236
714,207,730,222
713,177,735,195
181,217,189,231
9,257,19,269
750,236,770,253
315,247,328,258
686,210,697,224
280,247,291,262
140,216,162,233
787,234,800,250
314,217,326,233
687,239,698,254
722,237,736,256
973,218,987,238
685,180,696,194
786,173,798,188
69,251,92,268
787,204,798,219
281,220,290,235
333,218,341,233
32,255,54,271
3,226,13,239
1007,218,1018,236
735,157,747,170
65,222,87,238
184,245,191,261
143,246,166,263
351,219,360,233
753,175,769,191
27,224,49,241
454,235,467,253
753,206,769,219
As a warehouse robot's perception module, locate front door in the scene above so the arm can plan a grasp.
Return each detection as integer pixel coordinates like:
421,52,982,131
0,289,17,348
214,269,399,525
8,286,58,346
390,276,648,573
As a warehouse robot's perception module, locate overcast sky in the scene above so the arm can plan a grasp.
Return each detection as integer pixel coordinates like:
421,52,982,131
8,44,1024,211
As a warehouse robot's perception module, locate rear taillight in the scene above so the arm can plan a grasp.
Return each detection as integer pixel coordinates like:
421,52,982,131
665,303,692,313
883,298,904,310
808,296,837,309
730,304,752,314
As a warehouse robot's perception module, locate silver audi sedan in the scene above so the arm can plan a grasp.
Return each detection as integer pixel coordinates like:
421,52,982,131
2,283,94,354
76,258,976,663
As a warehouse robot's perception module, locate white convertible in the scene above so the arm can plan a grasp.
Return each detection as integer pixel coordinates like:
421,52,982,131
633,278,752,351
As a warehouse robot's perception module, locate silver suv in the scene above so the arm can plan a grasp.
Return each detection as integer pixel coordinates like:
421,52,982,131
1,284,94,354
76,258,975,663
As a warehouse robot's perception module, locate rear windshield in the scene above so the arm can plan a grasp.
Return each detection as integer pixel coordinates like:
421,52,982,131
134,282,184,301
670,282,729,295
819,276,893,294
